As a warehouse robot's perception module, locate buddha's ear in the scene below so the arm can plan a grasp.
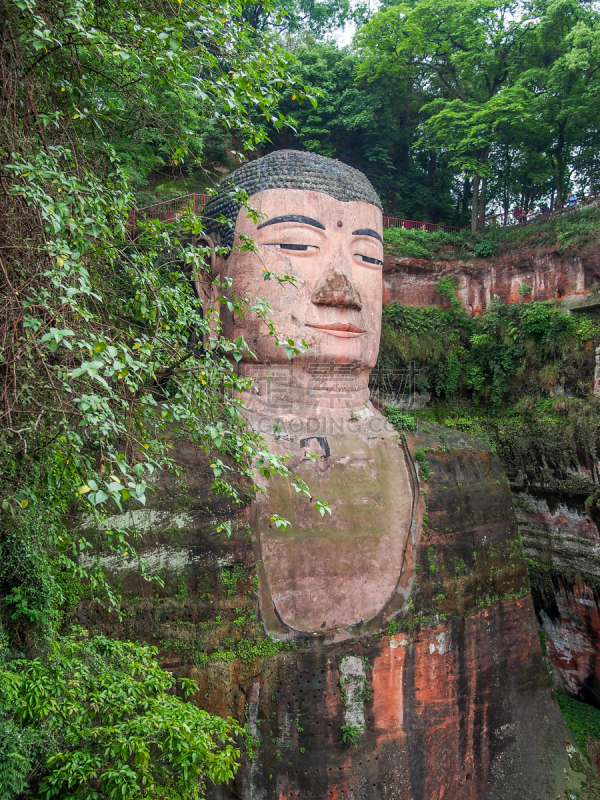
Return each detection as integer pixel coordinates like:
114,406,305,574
191,234,221,346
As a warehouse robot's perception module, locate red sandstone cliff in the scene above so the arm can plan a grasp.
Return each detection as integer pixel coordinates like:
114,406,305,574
383,239,600,314
382,240,600,748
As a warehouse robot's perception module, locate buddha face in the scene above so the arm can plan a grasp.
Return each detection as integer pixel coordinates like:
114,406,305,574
218,188,384,375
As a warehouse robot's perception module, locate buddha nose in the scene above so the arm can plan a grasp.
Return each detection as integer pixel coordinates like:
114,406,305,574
311,266,362,311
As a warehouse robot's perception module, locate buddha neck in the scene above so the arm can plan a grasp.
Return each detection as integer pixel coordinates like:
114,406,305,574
236,360,373,421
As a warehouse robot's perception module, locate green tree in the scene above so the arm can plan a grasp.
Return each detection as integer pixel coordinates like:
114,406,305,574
357,0,539,229
267,44,466,223
244,0,351,34
267,46,393,183
530,0,600,203
0,0,321,602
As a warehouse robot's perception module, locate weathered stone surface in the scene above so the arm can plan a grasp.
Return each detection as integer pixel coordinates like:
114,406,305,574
205,599,574,800
203,149,382,254
77,431,584,800
248,409,415,637
537,578,600,706
518,493,600,581
517,490,600,705
383,242,600,313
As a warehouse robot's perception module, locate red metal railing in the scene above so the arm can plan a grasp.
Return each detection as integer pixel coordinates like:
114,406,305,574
127,190,600,237
383,216,461,233
466,192,600,230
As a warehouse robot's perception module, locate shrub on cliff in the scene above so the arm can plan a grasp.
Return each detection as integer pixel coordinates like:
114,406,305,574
557,693,600,756
460,205,600,260
0,630,241,799
378,294,599,404
383,227,462,260
378,287,600,496
377,295,474,398
384,206,600,263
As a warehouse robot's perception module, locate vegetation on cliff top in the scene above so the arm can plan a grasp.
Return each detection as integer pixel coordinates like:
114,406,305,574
383,203,600,261
378,293,599,403
147,0,600,226
266,0,600,227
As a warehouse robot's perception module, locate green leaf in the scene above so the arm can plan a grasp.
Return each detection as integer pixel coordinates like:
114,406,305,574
90,490,109,505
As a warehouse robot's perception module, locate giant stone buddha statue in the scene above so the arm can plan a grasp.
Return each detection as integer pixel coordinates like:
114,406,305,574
78,151,586,800
203,150,417,639
198,151,584,799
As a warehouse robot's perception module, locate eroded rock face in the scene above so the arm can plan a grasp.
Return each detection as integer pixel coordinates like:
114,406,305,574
383,241,600,313
538,579,600,704
517,490,600,706
519,493,600,580
225,599,571,800
77,430,584,800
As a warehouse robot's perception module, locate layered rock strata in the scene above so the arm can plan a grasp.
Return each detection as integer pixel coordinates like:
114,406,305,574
517,490,600,709
383,240,600,314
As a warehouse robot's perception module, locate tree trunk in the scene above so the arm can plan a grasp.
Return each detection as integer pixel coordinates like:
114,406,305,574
471,175,480,232
398,88,411,173
428,151,437,221
472,148,489,230
462,177,471,214
479,176,487,224
556,127,565,205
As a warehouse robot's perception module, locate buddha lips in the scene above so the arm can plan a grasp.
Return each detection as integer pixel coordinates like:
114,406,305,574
305,323,367,338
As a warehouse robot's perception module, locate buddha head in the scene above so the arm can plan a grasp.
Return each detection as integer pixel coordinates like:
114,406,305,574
202,150,384,410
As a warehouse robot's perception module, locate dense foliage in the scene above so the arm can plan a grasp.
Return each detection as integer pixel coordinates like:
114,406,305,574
378,289,598,404
267,43,463,223
265,0,600,226
557,693,600,754
0,631,241,799
378,288,600,517
0,0,322,795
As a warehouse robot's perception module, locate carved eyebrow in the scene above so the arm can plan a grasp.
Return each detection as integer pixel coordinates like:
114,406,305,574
257,215,326,231
352,228,383,243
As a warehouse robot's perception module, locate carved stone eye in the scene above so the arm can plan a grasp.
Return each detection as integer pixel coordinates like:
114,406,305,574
355,254,382,266
268,244,318,251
